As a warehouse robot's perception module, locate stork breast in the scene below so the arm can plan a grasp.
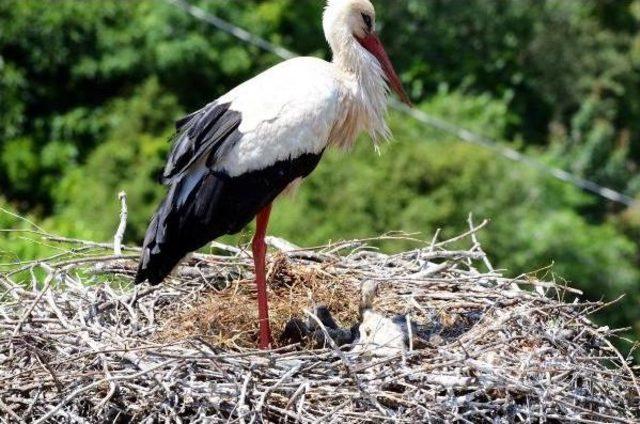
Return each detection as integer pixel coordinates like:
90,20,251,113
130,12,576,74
212,57,345,177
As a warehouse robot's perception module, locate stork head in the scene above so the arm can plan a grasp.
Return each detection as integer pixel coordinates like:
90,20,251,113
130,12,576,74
323,0,411,106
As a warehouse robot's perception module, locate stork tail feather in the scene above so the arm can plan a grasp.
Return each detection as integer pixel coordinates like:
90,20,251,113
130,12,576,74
135,169,227,285
135,152,325,286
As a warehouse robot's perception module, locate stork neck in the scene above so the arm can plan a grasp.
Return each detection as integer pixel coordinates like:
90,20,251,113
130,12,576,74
332,40,390,143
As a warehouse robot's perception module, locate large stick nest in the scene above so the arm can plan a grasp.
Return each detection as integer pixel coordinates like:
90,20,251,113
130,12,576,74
1,224,639,423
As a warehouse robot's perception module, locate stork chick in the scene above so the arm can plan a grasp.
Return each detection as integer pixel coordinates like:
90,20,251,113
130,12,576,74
352,310,408,357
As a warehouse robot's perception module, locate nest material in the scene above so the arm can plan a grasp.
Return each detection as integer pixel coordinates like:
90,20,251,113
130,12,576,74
157,254,361,349
0,226,639,423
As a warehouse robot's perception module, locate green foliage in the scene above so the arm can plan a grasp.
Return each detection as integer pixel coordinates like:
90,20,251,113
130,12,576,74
51,78,180,241
0,199,53,265
548,96,640,206
0,0,281,209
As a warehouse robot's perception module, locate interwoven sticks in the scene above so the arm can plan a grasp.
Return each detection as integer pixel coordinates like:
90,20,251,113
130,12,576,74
1,225,638,423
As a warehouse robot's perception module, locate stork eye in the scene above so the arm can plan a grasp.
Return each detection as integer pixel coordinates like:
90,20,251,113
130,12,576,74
361,13,373,32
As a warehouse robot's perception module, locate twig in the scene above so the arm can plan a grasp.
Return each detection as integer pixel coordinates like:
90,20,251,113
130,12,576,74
113,191,128,256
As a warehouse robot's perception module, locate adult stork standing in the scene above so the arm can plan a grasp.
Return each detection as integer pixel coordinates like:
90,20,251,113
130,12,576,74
135,0,411,349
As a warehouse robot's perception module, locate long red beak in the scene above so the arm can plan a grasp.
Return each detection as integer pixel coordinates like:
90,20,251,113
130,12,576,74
357,32,412,107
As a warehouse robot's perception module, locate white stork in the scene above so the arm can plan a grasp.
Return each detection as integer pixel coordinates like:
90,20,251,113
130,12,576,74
135,0,411,349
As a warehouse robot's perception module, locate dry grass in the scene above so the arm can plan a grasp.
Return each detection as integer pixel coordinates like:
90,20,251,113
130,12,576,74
158,254,360,349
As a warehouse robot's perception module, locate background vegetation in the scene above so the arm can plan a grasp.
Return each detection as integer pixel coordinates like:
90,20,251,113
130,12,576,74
1,0,639,346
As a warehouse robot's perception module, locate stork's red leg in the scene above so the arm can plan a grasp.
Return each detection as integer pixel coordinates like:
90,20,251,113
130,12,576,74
252,204,273,349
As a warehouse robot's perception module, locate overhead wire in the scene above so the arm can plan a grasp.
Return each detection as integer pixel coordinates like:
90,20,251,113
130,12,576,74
165,0,637,207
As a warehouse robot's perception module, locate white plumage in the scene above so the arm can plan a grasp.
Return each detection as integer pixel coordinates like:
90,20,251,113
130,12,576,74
214,58,344,176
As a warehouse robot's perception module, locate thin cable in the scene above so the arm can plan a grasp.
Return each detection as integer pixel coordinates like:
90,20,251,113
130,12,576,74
165,0,637,207
391,101,637,206
167,0,296,60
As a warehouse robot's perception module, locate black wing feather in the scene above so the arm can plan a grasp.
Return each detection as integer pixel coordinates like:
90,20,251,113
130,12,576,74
135,152,324,286
162,102,241,183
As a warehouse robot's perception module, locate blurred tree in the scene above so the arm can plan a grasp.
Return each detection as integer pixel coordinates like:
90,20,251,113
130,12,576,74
51,78,180,240
0,0,280,209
